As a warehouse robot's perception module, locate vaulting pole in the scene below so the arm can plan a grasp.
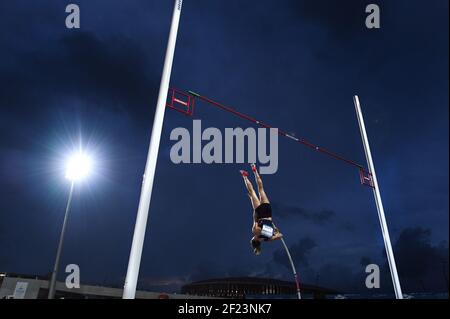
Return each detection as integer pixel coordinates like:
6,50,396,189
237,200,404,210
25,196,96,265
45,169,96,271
280,237,302,299
353,95,403,299
123,0,183,299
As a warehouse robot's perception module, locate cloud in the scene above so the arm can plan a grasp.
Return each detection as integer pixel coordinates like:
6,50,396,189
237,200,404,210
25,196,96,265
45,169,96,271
0,31,158,125
288,0,368,39
266,228,450,294
383,227,449,293
360,256,372,267
248,263,288,281
187,261,227,283
339,221,357,233
271,202,335,224
273,236,317,269
315,262,371,293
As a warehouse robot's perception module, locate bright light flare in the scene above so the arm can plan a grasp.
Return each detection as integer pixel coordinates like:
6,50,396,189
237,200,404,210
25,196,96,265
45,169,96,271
65,152,93,182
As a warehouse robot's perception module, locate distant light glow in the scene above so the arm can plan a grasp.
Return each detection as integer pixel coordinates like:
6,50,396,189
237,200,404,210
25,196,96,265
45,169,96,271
65,152,93,182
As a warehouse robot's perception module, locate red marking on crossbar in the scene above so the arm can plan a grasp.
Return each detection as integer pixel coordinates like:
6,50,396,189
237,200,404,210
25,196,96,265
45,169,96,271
166,88,194,116
359,168,375,188
173,98,188,106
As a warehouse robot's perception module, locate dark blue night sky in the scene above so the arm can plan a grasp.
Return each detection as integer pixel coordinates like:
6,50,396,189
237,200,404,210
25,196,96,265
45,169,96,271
0,0,448,295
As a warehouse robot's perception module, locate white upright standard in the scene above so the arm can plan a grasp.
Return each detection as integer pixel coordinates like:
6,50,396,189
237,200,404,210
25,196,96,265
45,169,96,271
123,0,183,299
353,95,403,299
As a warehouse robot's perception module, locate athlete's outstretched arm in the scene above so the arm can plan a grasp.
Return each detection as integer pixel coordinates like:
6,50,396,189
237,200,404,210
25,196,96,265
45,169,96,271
270,223,283,241
270,232,283,241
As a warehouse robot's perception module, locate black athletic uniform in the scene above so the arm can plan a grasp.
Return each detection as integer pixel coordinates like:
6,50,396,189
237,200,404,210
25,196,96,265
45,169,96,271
254,203,272,219
254,203,274,240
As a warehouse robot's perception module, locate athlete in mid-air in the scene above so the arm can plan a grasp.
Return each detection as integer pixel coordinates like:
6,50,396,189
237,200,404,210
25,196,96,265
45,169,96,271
240,164,283,255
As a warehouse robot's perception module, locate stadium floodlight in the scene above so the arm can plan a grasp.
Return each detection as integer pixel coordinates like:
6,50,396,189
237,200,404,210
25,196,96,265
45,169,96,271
65,152,93,182
48,149,93,299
